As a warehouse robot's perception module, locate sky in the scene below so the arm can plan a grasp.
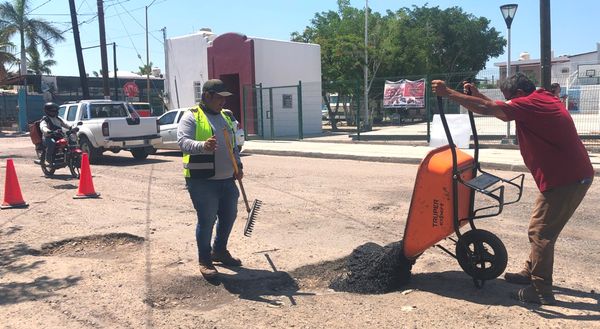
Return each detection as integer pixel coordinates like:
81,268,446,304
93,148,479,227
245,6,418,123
13,0,600,77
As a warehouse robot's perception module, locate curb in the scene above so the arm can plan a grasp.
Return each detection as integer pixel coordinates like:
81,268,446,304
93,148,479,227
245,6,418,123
245,149,529,172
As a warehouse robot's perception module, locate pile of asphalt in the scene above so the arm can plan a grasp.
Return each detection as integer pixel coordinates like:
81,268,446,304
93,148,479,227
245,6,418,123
330,240,413,294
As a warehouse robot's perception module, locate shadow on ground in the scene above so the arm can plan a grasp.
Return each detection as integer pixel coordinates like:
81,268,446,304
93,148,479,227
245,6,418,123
0,231,81,306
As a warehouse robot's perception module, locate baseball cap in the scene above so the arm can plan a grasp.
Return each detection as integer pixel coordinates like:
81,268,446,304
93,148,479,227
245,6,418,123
202,79,233,96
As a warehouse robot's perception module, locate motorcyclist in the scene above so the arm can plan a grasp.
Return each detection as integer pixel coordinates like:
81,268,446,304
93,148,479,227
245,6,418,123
39,102,72,165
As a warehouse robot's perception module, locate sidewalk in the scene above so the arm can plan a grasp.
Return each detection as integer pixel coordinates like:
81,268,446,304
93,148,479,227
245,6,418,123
243,136,600,175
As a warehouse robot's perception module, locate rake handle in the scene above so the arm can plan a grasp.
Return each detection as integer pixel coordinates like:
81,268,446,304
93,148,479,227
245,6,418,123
223,128,251,213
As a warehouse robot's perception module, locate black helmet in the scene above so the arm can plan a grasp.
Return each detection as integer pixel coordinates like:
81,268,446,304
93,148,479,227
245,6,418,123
43,102,59,116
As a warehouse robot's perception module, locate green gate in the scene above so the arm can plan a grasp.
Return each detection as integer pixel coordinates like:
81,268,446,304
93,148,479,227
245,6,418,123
242,82,304,140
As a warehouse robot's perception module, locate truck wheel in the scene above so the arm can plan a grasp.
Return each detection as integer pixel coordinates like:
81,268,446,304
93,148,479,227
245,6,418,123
79,135,101,164
131,148,149,160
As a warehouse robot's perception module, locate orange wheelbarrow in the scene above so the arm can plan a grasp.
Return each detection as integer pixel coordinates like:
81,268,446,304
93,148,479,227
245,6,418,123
400,97,524,287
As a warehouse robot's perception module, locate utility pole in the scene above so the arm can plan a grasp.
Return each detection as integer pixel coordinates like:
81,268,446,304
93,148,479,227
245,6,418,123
540,0,551,90
82,43,118,100
363,0,369,132
113,43,118,100
69,0,89,98
145,0,156,103
97,0,110,99
162,27,169,110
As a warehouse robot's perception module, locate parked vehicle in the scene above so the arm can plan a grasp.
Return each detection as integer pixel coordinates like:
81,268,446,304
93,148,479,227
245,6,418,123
222,109,245,152
58,100,161,163
153,108,186,151
152,108,244,152
38,126,83,178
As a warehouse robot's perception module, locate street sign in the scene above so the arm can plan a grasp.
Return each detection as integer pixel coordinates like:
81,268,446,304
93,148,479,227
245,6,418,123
123,81,139,98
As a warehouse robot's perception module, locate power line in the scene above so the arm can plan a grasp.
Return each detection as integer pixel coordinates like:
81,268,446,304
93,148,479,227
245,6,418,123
25,0,53,15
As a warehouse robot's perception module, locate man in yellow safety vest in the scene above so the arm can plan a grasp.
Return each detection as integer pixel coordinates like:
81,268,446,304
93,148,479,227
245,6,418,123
177,79,243,280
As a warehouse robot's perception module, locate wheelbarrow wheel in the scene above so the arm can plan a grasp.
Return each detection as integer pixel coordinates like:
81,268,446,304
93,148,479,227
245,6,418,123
456,229,507,281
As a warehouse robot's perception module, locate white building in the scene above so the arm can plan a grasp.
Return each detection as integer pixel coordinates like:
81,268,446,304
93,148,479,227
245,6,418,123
166,30,322,138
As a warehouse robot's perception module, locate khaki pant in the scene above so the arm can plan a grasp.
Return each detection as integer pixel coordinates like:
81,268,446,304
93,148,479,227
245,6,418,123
523,178,592,292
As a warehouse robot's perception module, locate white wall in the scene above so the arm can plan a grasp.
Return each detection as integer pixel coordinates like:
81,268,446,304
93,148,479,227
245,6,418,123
166,32,210,109
253,38,322,137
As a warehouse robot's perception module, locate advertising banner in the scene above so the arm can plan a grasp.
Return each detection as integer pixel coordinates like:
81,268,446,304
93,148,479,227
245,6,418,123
383,78,426,108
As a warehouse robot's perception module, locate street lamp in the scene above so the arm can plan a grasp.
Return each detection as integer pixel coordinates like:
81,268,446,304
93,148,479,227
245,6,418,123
500,3,517,144
145,0,157,103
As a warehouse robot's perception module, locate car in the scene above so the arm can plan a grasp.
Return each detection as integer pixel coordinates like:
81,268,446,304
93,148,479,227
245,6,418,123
322,105,329,120
221,109,245,152
152,108,245,152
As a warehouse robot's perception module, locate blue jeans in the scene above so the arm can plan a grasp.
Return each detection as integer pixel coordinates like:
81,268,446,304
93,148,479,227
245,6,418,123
185,178,239,264
43,136,56,163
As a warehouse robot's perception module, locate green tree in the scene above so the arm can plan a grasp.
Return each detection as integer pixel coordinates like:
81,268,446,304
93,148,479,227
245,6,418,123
138,62,153,76
27,49,55,75
292,3,505,127
0,32,16,80
292,0,387,130
0,0,65,75
393,5,505,78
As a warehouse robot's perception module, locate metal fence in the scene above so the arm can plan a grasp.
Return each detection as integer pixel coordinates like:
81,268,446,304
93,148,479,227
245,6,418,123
0,75,166,130
325,68,600,149
242,81,322,140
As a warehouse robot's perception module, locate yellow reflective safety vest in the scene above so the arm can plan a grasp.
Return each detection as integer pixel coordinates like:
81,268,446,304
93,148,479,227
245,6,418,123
182,105,235,178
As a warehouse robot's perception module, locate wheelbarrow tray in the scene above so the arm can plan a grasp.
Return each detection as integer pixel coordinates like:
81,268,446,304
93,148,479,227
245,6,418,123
402,145,474,259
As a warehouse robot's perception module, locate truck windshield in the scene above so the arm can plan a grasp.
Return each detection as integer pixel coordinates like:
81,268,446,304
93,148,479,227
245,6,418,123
89,104,130,118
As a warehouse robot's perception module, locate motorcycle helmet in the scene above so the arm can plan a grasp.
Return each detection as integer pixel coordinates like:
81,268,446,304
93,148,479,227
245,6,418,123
43,102,59,117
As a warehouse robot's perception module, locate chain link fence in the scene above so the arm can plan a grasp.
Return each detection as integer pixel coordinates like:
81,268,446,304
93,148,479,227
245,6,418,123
323,67,600,149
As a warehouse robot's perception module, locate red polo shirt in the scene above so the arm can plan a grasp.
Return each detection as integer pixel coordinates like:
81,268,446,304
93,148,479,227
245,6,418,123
495,89,593,192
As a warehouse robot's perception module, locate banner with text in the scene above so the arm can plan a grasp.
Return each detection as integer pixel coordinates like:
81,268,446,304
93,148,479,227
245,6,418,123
383,78,426,108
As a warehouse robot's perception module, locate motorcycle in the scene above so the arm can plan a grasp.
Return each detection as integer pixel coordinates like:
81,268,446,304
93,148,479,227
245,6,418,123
37,127,83,178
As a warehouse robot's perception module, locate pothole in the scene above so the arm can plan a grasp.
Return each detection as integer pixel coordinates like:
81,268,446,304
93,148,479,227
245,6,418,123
144,275,235,310
37,233,144,257
291,241,413,294
53,184,78,190
146,270,298,310
369,203,392,212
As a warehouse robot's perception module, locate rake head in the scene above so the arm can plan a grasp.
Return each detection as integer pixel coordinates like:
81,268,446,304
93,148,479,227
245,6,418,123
243,199,263,237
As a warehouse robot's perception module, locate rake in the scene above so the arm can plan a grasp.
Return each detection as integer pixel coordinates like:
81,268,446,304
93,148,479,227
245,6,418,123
223,128,262,237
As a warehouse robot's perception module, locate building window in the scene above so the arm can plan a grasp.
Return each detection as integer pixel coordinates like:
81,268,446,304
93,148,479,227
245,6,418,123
193,81,203,104
561,67,569,74
282,94,293,108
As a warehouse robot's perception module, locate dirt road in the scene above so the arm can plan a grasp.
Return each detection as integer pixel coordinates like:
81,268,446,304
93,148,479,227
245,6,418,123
1,136,599,328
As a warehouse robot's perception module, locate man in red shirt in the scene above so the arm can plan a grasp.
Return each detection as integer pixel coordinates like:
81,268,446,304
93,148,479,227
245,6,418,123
432,73,593,305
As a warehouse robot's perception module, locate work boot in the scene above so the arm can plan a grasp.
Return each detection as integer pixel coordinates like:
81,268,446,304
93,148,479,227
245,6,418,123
211,250,242,267
198,260,218,280
510,285,556,305
504,270,531,285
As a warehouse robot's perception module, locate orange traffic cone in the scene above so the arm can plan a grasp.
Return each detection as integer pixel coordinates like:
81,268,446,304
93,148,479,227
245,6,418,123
1,159,29,209
73,153,100,199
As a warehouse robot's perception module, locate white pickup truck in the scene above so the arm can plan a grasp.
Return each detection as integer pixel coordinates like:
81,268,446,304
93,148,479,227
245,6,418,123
58,100,161,163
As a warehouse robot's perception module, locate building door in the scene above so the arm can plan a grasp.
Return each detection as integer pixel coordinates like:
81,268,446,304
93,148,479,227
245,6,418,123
219,74,241,122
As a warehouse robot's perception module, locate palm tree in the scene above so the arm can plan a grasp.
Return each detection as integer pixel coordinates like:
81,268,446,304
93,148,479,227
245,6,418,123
138,62,153,75
0,0,65,75
27,48,55,75
0,32,17,80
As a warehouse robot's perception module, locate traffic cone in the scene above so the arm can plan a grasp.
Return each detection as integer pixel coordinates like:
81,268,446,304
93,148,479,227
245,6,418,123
1,159,29,209
73,153,100,199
